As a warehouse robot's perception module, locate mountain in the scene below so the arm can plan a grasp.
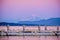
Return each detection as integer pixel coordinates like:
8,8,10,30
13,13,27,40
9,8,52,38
40,18,60,26
0,18,60,26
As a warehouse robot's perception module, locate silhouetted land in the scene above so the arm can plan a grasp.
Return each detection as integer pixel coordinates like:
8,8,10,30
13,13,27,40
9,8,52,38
0,18,60,26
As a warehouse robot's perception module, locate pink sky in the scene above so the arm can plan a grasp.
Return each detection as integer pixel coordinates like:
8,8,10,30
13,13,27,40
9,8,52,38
0,0,60,22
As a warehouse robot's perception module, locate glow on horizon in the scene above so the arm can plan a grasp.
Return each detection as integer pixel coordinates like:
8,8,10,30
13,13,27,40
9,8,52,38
0,0,60,22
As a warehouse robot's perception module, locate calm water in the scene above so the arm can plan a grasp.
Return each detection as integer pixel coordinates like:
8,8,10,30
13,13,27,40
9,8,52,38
0,36,60,40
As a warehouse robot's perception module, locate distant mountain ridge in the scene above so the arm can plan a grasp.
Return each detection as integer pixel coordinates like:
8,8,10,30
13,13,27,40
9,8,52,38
0,18,60,26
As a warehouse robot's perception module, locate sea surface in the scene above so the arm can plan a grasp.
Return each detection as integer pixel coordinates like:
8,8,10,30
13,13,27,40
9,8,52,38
0,36,60,40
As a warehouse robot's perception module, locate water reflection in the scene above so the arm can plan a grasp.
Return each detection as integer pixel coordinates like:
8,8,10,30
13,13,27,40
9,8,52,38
0,36,60,40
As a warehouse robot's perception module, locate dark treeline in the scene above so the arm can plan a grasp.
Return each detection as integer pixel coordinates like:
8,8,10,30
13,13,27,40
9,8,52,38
0,18,60,26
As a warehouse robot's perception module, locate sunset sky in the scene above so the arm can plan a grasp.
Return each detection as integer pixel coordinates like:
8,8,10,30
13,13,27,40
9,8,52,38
0,0,60,22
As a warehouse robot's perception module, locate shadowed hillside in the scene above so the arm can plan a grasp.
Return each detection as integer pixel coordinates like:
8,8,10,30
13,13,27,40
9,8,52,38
0,18,60,26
